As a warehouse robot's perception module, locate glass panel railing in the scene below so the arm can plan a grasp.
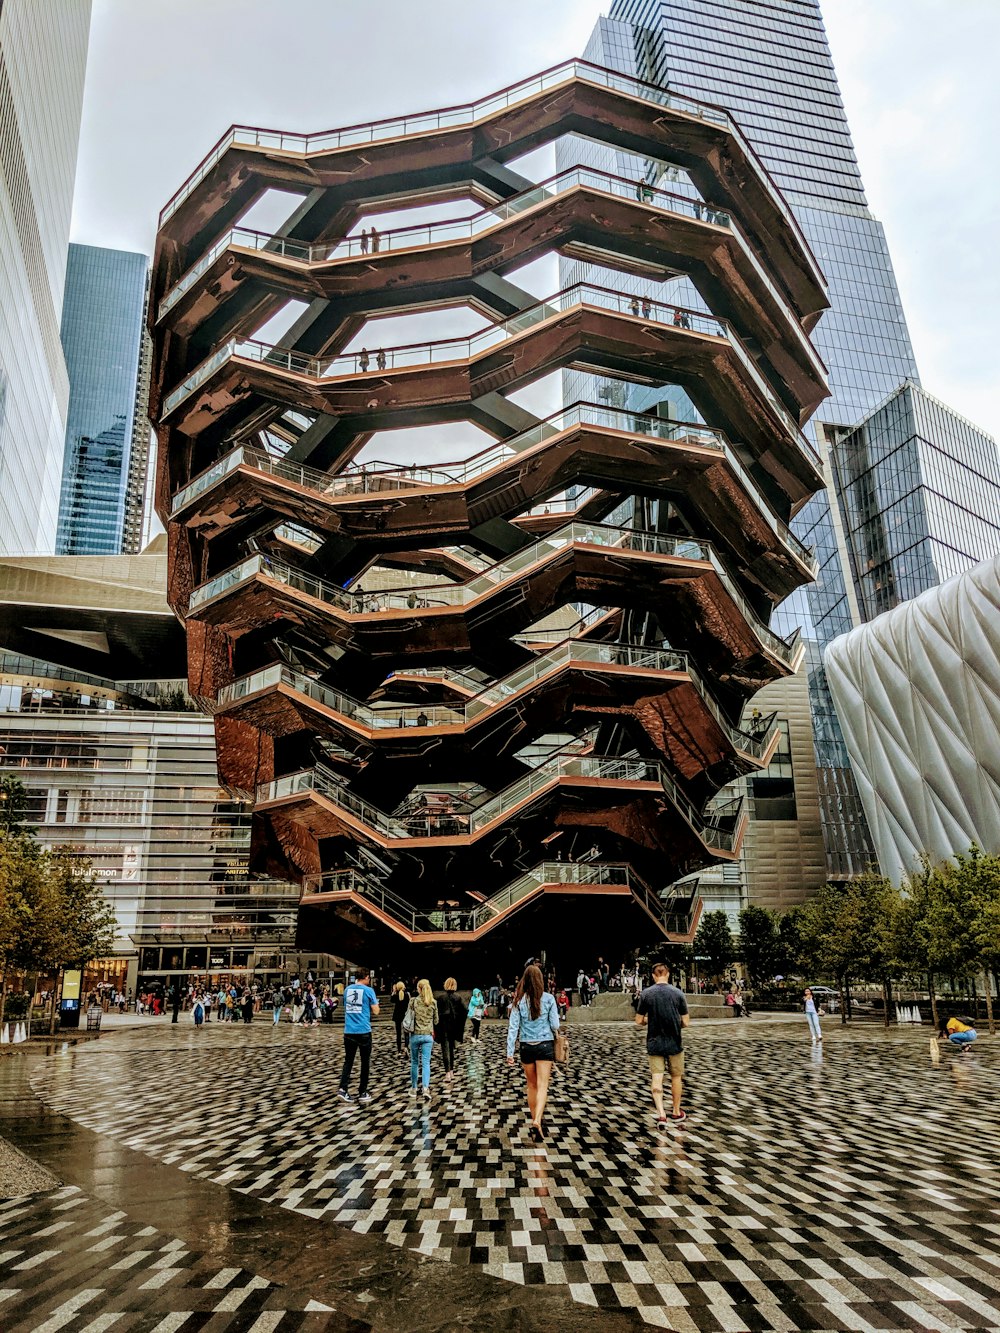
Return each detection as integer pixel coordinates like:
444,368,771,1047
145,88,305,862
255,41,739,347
169,401,815,573
190,516,799,668
159,59,735,225
158,165,732,318
158,58,819,294
259,746,744,853
300,858,698,936
161,283,819,470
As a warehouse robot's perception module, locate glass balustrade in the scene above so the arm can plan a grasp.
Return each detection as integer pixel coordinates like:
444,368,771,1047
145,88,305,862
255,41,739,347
158,162,823,388
189,517,800,668
300,858,693,936
158,58,818,291
169,401,815,574
258,745,744,853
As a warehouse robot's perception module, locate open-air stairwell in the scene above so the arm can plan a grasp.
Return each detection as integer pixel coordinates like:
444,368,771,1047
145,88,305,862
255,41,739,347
299,858,699,942
170,402,817,579
256,747,746,855
155,164,825,407
187,518,803,674
161,282,816,465
214,640,779,764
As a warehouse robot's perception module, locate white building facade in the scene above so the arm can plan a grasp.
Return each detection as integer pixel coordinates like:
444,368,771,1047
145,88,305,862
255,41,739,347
825,556,1000,883
0,0,91,553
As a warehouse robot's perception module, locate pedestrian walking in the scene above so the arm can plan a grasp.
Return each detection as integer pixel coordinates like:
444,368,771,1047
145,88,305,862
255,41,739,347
337,967,379,1104
506,962,560,1142
635,961,689,1127
271,987,284,1026
804,987,822,1042
391,981,410,1052
435,978,466,1081
241,990,253,1024
192,993,205,1028
302,984,318,1027
407,978,438,1101
468,988,486,1043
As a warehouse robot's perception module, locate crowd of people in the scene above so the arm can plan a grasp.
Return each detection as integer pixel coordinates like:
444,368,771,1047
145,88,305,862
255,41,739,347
331,958,691,1138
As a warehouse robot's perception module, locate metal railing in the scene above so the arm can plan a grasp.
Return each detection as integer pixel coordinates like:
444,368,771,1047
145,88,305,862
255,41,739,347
157,57,822,296
158,164,729,319
300,858,694,936
258,750,745,853
169,400,815,572
188,518,801,668
214,641,773,759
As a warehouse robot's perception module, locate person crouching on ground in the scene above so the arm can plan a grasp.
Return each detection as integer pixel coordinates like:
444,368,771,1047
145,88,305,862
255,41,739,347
940,1016,977,1053
635,961,690,1127
506,962,560,1142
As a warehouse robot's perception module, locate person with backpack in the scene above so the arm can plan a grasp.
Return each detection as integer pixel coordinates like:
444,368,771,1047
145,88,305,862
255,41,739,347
434,977,467,1081
468,988,486,1043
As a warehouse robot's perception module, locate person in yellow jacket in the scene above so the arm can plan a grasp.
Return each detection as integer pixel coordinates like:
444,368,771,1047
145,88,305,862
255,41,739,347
939,1016,977,1052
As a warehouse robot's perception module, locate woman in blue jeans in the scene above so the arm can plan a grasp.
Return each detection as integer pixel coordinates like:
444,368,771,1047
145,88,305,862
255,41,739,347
507,963,560,1141
408,979,439,1102
803,988,822,1042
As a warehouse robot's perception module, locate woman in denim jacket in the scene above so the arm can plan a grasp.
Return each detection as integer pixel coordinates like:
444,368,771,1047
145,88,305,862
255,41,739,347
506,963,560,1141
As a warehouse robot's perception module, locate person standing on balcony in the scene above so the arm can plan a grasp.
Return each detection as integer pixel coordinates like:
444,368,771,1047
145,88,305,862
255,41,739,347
337,967,379,1105
408,979,438,1101
635,961,689,1127
507,962,560,1142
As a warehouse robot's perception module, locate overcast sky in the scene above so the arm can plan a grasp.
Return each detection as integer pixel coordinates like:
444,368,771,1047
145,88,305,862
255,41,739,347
71,0,999,439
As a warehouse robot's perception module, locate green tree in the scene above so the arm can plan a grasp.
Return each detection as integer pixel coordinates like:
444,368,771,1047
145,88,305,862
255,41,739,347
694,909,735,983
738,904,781,987
896,854,979,1031
954,846,1000,1034
796,874,901,1023
0,776,34,837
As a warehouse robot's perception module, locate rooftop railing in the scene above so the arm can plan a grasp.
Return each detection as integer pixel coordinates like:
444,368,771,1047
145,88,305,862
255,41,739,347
188,517,801,667
157,58,823,297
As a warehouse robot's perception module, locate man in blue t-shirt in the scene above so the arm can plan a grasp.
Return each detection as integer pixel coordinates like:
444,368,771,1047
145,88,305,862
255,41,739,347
338,967,380,1104
635,961,689,1126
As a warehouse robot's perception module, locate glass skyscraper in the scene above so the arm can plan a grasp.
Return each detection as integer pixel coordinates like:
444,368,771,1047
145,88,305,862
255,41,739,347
57,244,151,556
0,0,91,554
570,0,1000,884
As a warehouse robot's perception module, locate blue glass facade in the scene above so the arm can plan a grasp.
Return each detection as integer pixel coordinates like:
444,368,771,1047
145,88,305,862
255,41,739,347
832,382,1000,620
57,244,149,555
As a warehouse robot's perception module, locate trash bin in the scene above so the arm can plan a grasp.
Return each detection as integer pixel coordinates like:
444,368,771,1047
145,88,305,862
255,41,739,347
59,998,81,1029
86,1006,102,1033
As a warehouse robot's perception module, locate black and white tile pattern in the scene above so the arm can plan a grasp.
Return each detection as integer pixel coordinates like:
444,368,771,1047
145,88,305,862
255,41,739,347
27,1020,1000,1330
0,1184,347,1331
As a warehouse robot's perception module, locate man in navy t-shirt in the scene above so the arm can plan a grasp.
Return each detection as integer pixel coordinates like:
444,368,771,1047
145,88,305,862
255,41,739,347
338,967,380,1104
635,961,689,1126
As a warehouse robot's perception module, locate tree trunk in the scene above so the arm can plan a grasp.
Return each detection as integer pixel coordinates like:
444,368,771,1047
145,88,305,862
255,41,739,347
882,977,892,1027
48,967,62,1036
0,967,6,1030
984,971,995,1037
928,972,939,1031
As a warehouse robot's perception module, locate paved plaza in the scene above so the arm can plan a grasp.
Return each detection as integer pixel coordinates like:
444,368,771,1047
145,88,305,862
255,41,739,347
1,1019,1000,1330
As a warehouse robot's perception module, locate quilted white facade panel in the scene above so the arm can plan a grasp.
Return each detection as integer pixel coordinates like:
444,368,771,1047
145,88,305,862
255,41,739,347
824,555,1000,884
